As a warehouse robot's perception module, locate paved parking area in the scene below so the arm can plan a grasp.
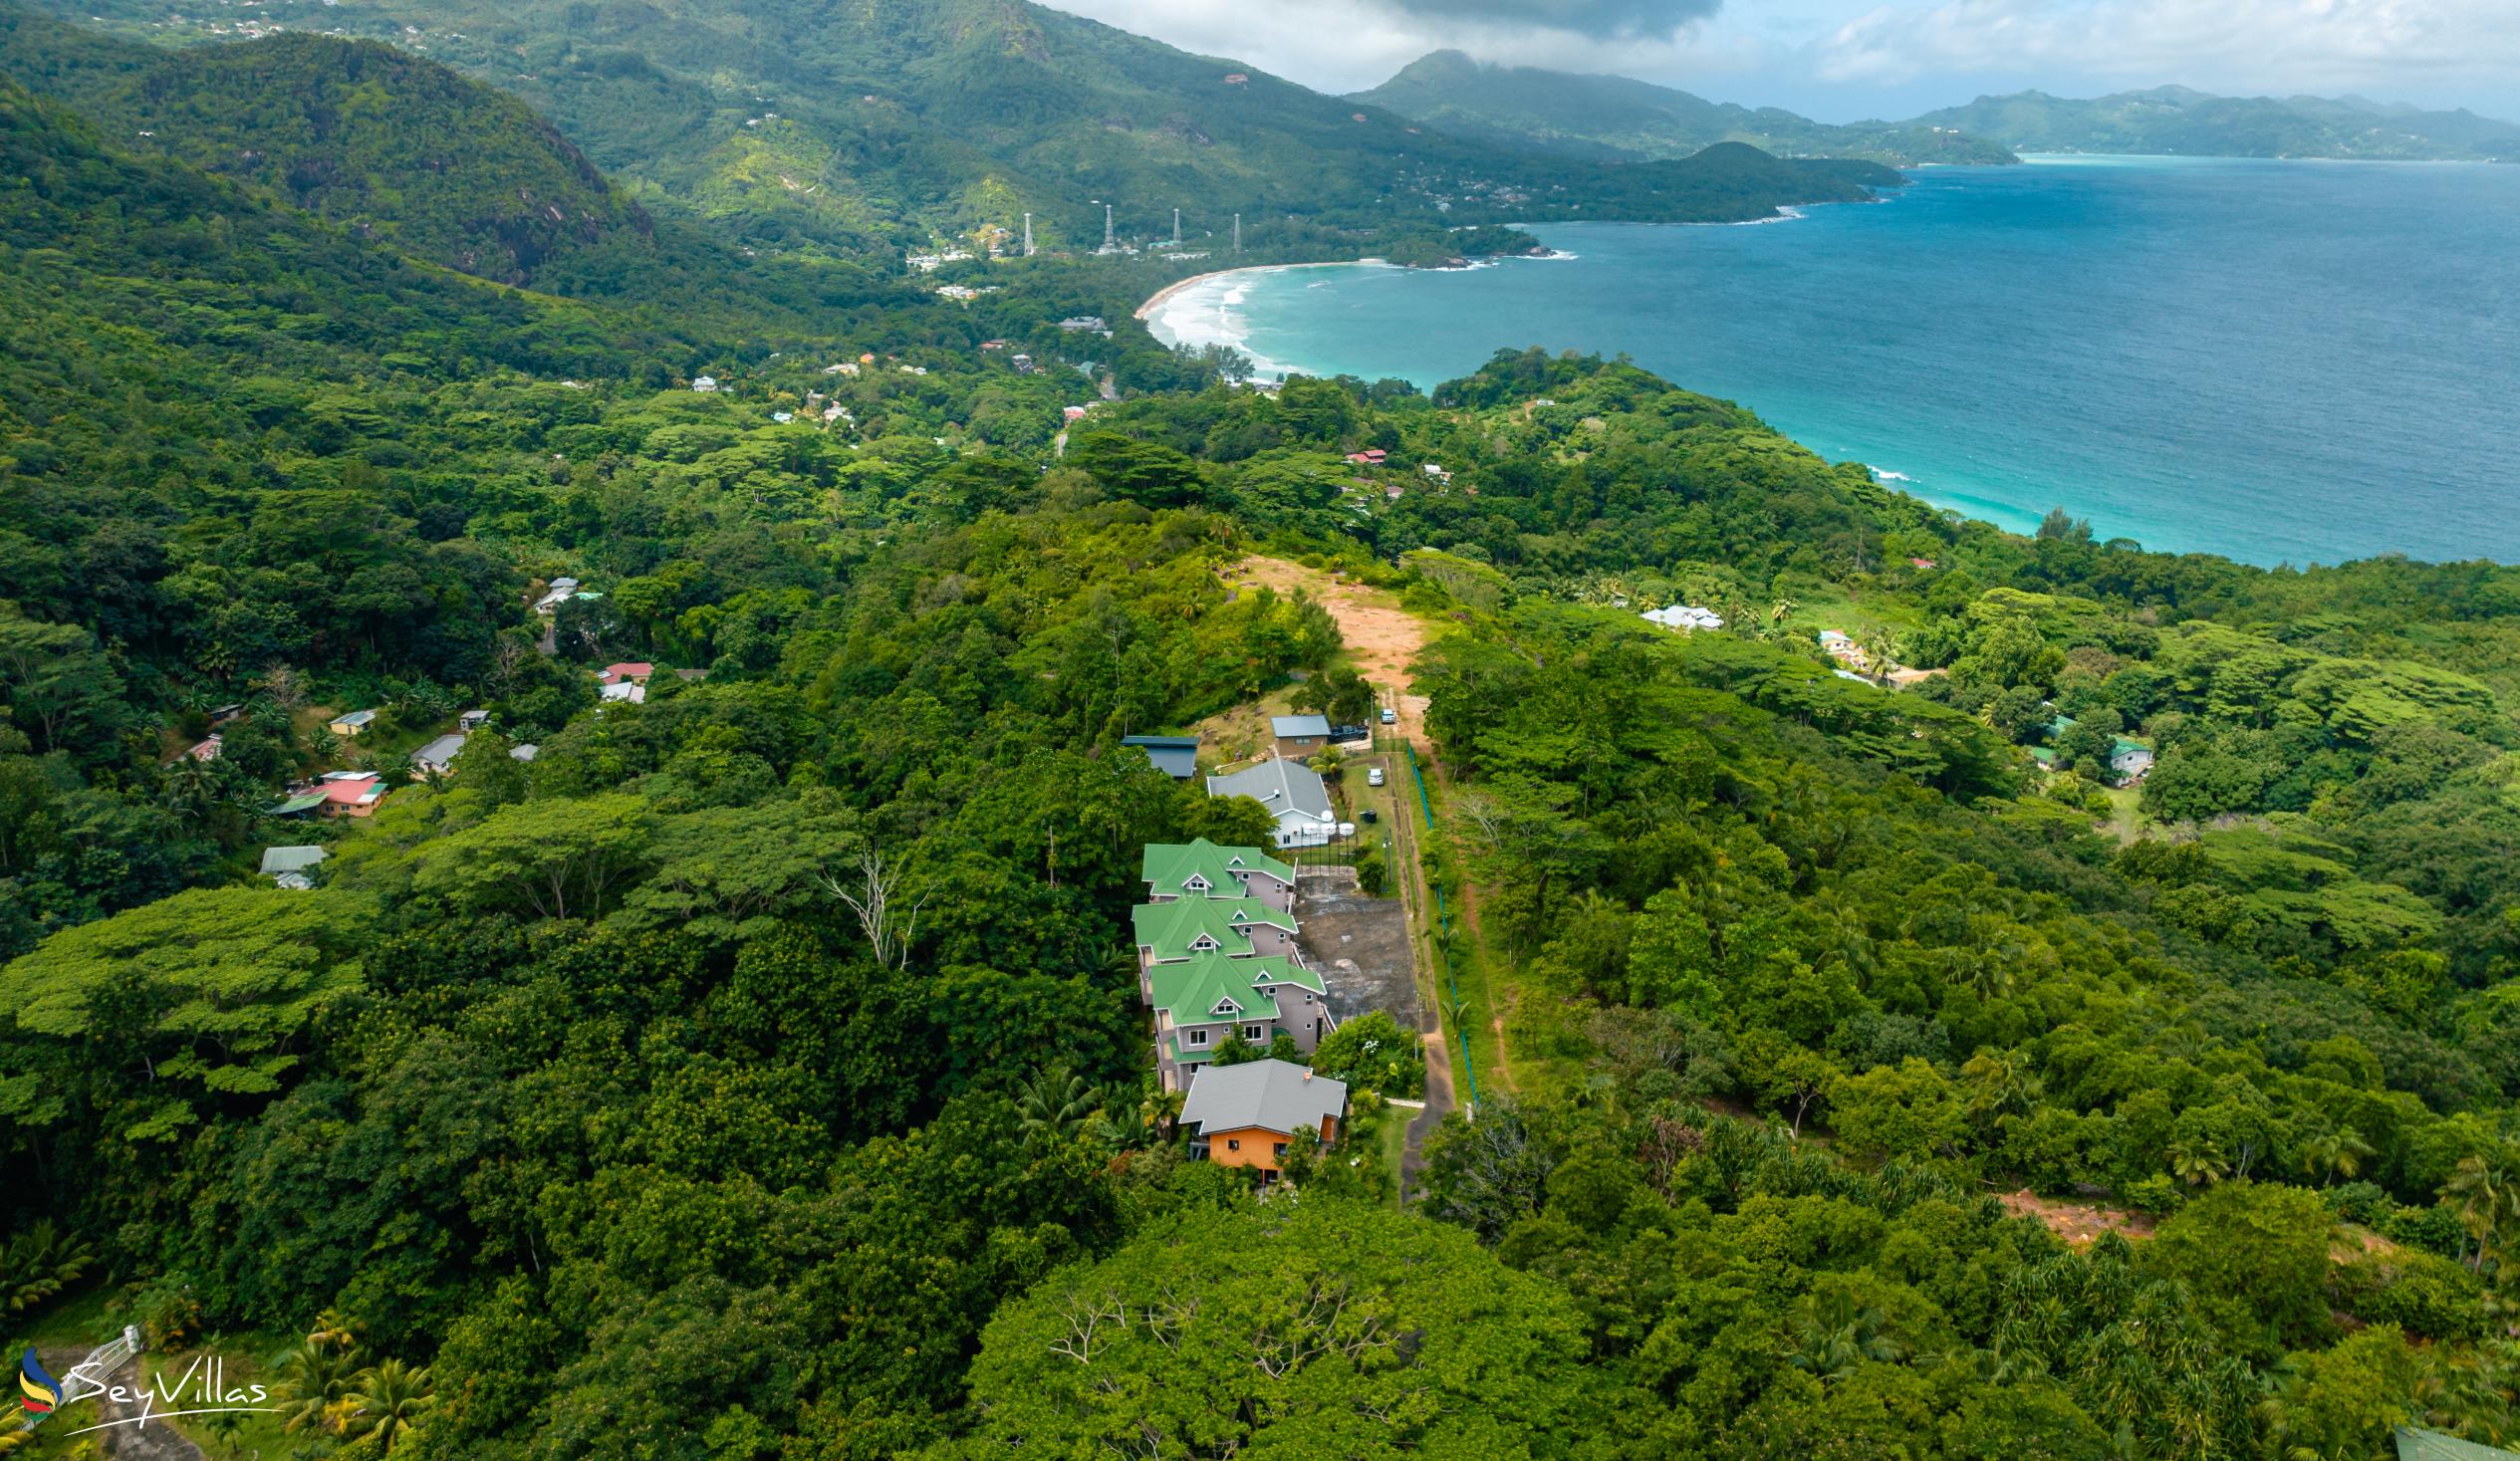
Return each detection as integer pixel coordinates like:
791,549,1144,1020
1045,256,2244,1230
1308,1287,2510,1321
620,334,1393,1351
1295,869,1418,1028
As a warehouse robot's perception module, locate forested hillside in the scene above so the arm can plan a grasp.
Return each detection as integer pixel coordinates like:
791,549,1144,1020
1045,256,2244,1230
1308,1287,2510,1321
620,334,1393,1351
1903,85,2520,160
8,17,2520,1461
1354,50,2018,168
25,26,651,285
23,0,1900,254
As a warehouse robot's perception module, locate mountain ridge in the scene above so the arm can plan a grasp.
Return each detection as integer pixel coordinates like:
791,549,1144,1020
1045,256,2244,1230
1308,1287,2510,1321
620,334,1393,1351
1351,50,2018,168
1902,85,2520,161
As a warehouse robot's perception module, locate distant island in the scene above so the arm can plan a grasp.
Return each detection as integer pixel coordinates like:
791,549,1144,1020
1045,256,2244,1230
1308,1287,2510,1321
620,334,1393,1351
1898,85,2517,162
1350,51,2019,169
1354,56,2518,167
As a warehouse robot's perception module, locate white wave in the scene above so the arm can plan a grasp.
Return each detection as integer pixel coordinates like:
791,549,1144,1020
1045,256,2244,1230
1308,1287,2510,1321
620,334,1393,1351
1873,469,1915,483
1728,206,1806,227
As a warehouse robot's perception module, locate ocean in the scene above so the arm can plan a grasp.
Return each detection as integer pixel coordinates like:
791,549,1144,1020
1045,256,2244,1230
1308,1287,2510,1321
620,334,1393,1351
1143,156,2520,568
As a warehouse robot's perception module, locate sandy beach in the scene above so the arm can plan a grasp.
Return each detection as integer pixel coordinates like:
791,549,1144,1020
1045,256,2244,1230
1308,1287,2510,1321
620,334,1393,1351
1133,259,1381,321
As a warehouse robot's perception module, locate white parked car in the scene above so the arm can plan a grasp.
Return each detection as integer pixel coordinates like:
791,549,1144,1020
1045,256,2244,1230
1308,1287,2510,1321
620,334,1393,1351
1367,767,1386,788
1380,707,1397,724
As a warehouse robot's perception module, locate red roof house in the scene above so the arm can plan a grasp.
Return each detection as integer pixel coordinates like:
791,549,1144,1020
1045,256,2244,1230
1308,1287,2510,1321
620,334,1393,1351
598,662,655,686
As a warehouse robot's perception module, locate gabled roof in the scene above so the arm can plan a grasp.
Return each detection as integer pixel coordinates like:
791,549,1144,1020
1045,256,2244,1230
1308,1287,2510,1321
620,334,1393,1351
317,773,385,808
1180,1059,1348,1138
1148,951,1325,1030
259,846,328,875
412,733,467,769
1270,714,1332,738
330,708,378,728
1205,758,1333,824
264,791,328,816
1140,838,1295,890
1132,897,1296,961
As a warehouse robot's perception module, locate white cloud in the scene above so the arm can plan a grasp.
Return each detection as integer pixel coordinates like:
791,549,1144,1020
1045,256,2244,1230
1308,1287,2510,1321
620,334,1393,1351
1815,0,2520,97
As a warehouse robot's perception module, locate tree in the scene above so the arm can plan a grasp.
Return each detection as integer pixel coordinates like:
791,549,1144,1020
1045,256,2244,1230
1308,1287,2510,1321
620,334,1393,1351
0,1220,95,1313
1066,431,1200,508
340,1358,434,1455
410,794,653,921
0,887,372,1132
945,1202,1607,1455
0,608,126,757
1826,1058,1963,1165
2147,1179,2336,1355
1309,1010,1423,1096
1014,1064,1099,1140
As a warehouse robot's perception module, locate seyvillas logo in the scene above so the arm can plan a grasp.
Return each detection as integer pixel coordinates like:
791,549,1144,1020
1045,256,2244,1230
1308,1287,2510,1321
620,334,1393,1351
19,1350,63,1416
62,1354,277,1437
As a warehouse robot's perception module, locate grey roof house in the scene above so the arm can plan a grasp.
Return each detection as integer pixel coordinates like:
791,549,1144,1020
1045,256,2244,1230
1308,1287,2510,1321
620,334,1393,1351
1206,757,1339,849
1180,1059,1349,1180
412,733,468,775
259,846,328,889
1122,735,1200,780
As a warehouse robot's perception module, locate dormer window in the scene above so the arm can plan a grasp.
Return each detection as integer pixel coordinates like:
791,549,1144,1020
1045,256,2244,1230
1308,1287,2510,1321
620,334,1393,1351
1190,935,1218,951
1185,875,1210,892
1211,998,1240,1016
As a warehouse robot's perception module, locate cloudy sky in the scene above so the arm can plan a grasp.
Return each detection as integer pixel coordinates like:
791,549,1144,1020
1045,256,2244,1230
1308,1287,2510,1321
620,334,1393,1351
1047,0,2520,121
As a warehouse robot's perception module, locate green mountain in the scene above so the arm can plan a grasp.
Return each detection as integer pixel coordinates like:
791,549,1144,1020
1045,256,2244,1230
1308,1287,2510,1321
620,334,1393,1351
24,0,1899,254
0,11,652,285
1902,85,2520,161
1351,50,2017,168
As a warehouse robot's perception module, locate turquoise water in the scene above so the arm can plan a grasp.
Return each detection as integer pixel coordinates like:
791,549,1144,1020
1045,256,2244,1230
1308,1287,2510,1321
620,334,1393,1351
1147,156,2520,567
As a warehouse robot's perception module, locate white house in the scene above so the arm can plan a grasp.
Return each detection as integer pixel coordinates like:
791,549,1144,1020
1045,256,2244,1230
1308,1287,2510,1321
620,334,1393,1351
1206,757,1342,850
691,375,720,393
1642,605,1724,632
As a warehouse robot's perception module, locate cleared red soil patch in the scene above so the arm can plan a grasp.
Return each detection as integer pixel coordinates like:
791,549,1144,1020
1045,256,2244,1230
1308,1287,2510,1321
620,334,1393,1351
1998,1189,2159,1248
1227,557,1435,739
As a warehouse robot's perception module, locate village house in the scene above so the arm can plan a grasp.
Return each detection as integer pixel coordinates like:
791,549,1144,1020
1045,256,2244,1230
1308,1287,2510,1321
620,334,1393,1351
1121,734,1200,780
459,709,491,732
411,733,468,777
1178,1060,1348,1182
178,734,222,763
533,577,583,616
1150,954,1334,1092
1132,896,1302,986
1641,605,1724,632
314,770,387,818
1139,839,1298,910
1056,315,1110,334
1207,756,1342,849
1269,713,1331,758
598,662,654,687
258,846,327,889
599,681,646,705
327,708,378,738
691,375,720,393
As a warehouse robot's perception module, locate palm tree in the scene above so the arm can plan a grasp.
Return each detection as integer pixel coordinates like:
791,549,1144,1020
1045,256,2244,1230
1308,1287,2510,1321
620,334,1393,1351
2444,1154,2518,1270
272,1338,364,1435
2169,1136,2230,1187
1,1220,96,1313
1015,1065,1100,1140
1782,1290,1902,1382
308,1305,364,1350
340,1359,435,1456
2298,1125,2378,1186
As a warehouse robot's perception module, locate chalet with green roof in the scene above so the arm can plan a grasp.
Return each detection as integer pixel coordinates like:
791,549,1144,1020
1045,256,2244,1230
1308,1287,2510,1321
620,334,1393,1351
1131,897,1301,995
1139,838,1297,910
1148,951,1334,1091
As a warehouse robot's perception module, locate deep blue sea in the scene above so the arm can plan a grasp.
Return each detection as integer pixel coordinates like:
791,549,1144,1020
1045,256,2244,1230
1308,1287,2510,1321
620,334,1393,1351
1145,156,2520,567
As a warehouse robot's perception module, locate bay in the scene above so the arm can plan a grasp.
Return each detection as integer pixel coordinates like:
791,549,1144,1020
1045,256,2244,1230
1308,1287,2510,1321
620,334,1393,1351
1144,156,2520,567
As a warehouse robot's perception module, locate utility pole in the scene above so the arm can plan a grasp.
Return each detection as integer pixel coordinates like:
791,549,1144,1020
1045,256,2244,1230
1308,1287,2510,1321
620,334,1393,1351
1022,212,1034,256
1103,203,1115,252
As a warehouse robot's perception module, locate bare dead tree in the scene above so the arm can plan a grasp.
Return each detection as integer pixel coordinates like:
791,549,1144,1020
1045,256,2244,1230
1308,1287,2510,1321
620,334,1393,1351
820,847,924,970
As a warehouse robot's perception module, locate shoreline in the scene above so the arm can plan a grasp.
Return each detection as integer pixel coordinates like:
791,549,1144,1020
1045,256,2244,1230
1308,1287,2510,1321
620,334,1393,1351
1134,259,1382,323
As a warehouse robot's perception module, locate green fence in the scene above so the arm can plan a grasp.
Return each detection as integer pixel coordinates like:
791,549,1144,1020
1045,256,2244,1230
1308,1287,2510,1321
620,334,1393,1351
1404,742,1478,1108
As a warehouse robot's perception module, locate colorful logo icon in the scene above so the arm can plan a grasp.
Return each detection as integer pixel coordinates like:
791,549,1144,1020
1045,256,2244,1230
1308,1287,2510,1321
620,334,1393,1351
19,1349,63,1415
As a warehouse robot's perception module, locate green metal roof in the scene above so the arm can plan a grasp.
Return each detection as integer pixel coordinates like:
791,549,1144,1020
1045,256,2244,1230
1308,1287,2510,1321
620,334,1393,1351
1148,952,1322,1030
1131,897,1295,962
263,791,328,816
1139,838,1295,893
2396,1428,2520,1461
